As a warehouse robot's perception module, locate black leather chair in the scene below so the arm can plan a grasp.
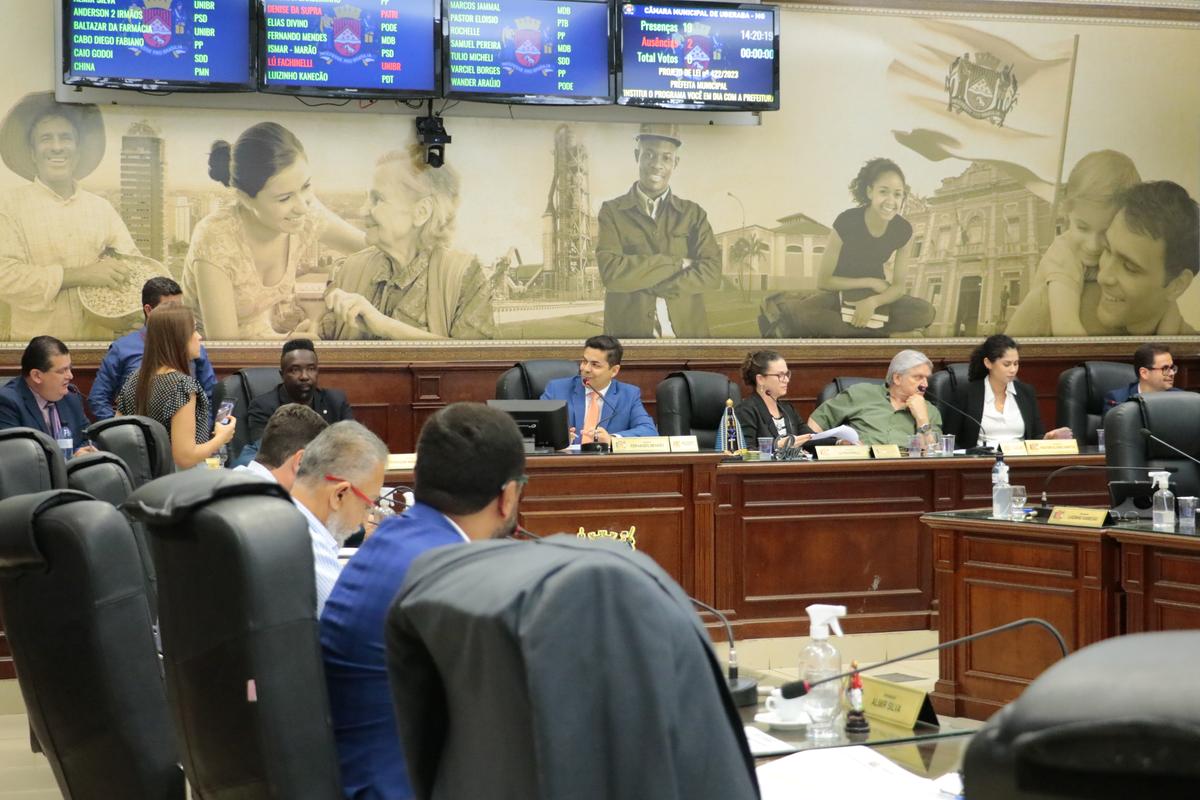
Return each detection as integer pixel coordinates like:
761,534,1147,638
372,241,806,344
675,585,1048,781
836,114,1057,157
386,536,758,800
0,490,184,799
0,374,15,388
66,451,158,616
1056,361,1136,445
0,427,67,499
1104,392,1200,497
494,359,578,400
124,469,342,799
213,367,280,460
86,415,173,487
927,363,970,437
815,376,887,407
656,371,741,450
963,630,1200,798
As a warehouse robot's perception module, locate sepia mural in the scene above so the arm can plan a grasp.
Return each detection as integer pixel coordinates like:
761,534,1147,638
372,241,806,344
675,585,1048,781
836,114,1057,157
1,2,1198,345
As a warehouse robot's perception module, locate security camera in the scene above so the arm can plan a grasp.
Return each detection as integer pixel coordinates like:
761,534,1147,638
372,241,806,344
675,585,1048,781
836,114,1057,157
415,115,451,168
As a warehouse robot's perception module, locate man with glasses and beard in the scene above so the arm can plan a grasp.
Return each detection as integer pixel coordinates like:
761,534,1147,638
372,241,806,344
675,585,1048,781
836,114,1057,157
319,403,527,800
1103,343,1185,413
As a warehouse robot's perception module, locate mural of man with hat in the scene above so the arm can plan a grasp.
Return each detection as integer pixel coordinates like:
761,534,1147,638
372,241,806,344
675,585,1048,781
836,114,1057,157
0,92,136,342
595,123,721,338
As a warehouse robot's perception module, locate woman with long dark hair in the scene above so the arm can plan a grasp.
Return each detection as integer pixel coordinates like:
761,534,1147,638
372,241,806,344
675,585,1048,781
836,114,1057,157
116,304,236,469
958,334,1072,448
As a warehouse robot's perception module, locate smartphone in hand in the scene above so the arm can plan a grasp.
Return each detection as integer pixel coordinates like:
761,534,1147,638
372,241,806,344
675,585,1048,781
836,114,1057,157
216,399,236,424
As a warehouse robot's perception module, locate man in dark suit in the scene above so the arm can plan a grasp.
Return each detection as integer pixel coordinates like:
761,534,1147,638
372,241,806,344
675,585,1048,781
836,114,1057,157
0,336,91,452
246,338,354,444
595,124,721,338
1103,343,1183,414
539,335,658,446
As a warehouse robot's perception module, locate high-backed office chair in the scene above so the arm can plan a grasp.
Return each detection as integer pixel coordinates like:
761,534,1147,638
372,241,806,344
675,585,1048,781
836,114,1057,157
1056,361,1136,445
66,451,158,616
0,427,67,499
815,376,887,407
124,469,343,799
386,536,759,800
1104,392,1200,496
0,490,184,800
213,367,280,460
0,374,16,388
963,630,1200,798
86,415,173,487
926,363,970,437
655,371,741,450
494,359,578,400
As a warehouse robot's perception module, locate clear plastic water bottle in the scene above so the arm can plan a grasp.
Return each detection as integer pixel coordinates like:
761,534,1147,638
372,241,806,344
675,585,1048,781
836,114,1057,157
56,425,73,461
217,444,229,468
1151,470,1175,532
991,453,1011,519
802,604,846,741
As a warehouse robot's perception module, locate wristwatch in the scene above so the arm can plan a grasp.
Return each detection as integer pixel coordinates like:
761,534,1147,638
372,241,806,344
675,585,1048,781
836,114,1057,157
917,423,932,434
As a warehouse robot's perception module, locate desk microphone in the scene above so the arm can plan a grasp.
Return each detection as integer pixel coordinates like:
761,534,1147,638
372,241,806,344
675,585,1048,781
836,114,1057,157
922,389,993,453
779,617,1068,699
691,597,758,708
1140,428,1200,468
1035,464,1174,519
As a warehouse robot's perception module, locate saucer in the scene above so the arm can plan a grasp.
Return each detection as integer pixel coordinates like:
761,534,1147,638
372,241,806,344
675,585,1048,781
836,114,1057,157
754,710,810,730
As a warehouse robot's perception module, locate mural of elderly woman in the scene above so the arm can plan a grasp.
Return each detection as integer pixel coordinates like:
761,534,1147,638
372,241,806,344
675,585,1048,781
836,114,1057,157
321,146,497,340
181,122,365,339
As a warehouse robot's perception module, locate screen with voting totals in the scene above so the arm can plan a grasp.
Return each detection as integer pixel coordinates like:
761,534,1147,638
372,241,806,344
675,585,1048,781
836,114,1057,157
444,0,611,102
63,0,254,89
260,0,437,97
618,2,778,110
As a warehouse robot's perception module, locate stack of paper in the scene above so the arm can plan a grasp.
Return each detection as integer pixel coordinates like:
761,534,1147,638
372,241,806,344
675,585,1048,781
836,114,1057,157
757,745,946,799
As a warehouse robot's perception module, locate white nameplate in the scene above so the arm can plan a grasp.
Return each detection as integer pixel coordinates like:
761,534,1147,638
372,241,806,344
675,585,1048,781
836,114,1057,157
999,440,1028,457
815,445,872,461
1025,439,1080,455
387,453,417,471
612,436,672,454
668,435,700,453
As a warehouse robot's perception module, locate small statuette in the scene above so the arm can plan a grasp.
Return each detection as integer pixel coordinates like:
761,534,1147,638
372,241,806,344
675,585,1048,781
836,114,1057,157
845,660,870,734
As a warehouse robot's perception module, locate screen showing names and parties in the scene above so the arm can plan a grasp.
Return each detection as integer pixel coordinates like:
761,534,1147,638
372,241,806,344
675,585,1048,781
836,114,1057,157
618,2,778,109
63,0,254,89
444,0,610,102
260,0,437,96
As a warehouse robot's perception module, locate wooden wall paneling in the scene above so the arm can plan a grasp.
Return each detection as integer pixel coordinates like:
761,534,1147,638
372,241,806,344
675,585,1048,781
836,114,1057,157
1112,531,1200,633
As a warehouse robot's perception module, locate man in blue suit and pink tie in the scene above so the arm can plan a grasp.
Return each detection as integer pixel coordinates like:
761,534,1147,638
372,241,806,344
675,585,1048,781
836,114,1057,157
540,335,658,446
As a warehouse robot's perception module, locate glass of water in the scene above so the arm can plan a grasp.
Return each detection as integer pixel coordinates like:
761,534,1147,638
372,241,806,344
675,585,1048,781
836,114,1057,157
1009,485,1028,520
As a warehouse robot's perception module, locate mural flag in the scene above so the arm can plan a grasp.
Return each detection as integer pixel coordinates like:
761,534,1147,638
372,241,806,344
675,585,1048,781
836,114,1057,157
887,18,1076,202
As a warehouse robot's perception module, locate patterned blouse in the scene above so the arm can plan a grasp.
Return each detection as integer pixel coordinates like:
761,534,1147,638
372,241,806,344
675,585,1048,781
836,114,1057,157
116,370,211,445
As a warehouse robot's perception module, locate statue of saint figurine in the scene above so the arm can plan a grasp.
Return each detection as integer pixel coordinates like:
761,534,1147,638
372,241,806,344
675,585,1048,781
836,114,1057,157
845,660,870,734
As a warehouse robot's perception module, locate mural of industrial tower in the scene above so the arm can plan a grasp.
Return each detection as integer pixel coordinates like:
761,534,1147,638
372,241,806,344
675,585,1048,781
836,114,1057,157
1,4,1197,343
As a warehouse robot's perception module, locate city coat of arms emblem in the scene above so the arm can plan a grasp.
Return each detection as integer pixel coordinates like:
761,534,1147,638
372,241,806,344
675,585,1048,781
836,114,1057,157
945,52,1019,127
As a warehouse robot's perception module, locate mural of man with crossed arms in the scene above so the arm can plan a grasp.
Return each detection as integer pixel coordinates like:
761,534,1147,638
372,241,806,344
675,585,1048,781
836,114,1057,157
595,124,721,339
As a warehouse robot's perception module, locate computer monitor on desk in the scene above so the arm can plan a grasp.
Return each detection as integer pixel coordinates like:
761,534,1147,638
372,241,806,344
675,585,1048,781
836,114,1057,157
487,400,570,453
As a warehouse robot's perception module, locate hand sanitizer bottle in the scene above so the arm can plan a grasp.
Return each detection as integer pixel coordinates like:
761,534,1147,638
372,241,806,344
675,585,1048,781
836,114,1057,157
991,453,1011,519
1151,471,1175,532
802,604,846,741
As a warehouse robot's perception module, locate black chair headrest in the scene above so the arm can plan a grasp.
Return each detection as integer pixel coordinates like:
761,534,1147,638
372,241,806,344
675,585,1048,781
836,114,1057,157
66,452,136,506
0,427,68,494
0,489,92,575
123,469,292,528
1083,361,1136,410
86,416,173,486
1138,392,1200,457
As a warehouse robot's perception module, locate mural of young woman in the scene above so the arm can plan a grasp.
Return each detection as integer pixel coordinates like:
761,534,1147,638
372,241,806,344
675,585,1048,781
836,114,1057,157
181,121,365,339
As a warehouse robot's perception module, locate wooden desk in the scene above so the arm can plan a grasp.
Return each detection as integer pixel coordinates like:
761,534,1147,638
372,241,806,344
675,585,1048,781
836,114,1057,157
923,511,1200,721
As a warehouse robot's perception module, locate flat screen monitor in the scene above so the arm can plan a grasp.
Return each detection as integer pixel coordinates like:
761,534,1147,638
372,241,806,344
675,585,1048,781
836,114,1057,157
616,1,779,111
443,0,612,105
258,0,439,99
62,0,256,91
488,399,570,452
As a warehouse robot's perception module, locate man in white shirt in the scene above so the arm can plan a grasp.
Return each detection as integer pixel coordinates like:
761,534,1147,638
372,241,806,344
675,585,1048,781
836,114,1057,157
288,420,388,616
0,92,136,341
233,403,328,489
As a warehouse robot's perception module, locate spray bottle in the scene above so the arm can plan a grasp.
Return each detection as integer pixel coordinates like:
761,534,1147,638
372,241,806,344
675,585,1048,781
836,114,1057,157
802,604,846,740
1151,470,1175,532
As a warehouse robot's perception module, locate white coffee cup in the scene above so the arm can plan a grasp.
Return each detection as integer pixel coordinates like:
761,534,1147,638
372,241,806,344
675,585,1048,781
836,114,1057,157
765,688,807,723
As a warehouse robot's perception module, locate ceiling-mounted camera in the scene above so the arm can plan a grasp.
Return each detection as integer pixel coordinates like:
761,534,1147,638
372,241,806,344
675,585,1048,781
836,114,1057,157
415,114,451,168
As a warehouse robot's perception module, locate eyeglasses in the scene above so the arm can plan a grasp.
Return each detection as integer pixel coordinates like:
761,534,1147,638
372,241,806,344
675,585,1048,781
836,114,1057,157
503,474,529,496
1147,365,1179,374
325,474,392,519
764,371,792,381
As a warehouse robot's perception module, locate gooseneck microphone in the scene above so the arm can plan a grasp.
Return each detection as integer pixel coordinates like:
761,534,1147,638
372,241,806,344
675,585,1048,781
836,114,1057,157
1140,428,1200,469
691,597,758,707
779,617,1068,699
922,389,991,451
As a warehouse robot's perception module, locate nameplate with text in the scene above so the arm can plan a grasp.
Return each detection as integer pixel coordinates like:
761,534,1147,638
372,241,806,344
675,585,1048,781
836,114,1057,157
871,444,902,459
1025,439,1080,455
1047,506,1110,528
668,435,700,453
815,445,872,461
387,453,417,471
999,440,1028,457
862,675,939,729
612,436,672,454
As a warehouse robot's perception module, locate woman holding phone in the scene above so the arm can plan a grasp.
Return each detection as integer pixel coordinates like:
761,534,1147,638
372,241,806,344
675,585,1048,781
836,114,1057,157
116,304,237,469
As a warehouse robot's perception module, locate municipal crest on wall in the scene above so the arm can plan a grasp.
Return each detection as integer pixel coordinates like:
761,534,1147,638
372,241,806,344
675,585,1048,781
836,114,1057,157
945,52,1019,127
502,17,553,76
320,4,376,66
128,0,187,58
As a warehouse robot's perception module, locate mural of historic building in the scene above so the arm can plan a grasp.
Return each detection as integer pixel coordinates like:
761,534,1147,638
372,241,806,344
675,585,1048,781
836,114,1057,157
120,120,166,264
715,212,831,292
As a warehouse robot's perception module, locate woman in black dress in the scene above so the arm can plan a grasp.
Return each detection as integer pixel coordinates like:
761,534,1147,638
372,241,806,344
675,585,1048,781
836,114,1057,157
733,350,814,447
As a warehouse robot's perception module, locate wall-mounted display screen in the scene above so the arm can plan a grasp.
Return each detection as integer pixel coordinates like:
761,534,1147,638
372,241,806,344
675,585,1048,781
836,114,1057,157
62,0,255,91
259,0,438,98
443,0,611,104
617,1,779,111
